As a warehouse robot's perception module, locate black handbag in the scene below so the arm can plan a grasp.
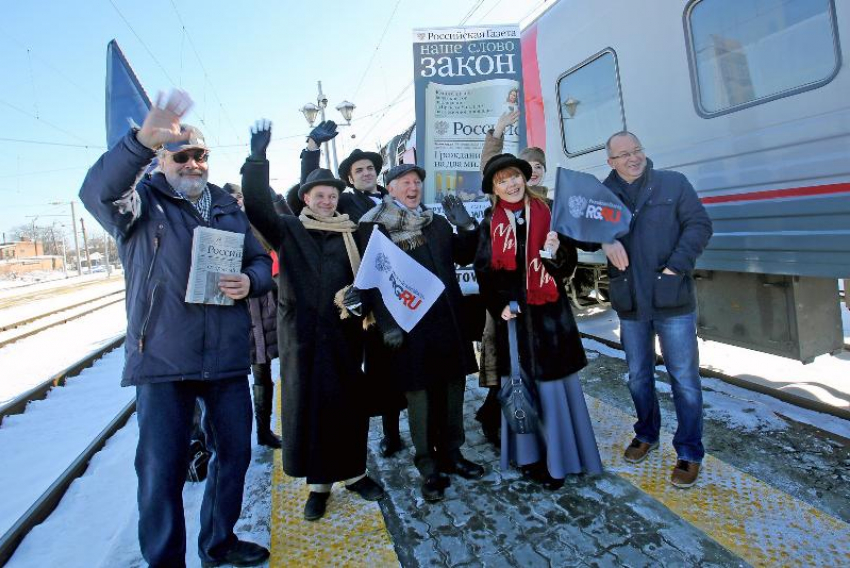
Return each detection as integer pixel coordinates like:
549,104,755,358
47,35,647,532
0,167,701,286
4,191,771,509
497,302,541,435
186,438,210,483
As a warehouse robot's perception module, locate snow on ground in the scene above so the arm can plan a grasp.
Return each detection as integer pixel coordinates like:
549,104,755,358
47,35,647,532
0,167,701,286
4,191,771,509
580,334,850,440
6,360,278,568
0,303,127,405
0,270,74,291
0,271,120,296
0,348,134,537
0,279,124,328
578,305,850,415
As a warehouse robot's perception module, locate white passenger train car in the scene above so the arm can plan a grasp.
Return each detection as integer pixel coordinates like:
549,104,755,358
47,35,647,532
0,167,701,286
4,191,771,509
520,0,849,361
384,0,848,361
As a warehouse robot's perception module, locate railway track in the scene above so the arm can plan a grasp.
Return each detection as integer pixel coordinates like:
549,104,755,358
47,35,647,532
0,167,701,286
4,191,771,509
0,335,132,566
0,292,125,350
0,276,123,310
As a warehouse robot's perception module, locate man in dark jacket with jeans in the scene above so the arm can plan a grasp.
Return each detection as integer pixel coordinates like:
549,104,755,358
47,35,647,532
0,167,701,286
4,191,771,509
600,131,712,489
79,90,272,567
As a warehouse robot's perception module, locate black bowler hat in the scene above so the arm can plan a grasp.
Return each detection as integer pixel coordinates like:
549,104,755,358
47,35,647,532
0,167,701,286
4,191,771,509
298,168,346,200
338,149,383,187
481,153,532,194
385,163,426,186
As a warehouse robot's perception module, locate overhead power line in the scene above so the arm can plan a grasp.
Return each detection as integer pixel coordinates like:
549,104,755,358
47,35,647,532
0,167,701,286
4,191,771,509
459,0,487,24
0,166,88,179
351,0,404,101
0,24,98,99
0,137,104,149
107,0,177,86
168,0,243,148
475,0,506,23
0,98,99,146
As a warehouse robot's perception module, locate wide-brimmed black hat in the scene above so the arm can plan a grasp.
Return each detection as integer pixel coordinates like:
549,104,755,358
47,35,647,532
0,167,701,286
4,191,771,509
298,168,346,199
385,163,426,186
338,149,383,187
481,153,532,194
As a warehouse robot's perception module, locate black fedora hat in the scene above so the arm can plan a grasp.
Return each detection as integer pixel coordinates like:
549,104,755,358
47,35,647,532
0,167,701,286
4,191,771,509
298,168,346,199
481,153,532,194
338,149,383,187
385,163,426,186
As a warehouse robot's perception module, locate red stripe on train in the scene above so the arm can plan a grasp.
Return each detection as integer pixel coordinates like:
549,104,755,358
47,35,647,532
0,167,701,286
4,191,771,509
521,24,545,149
702,182,850,204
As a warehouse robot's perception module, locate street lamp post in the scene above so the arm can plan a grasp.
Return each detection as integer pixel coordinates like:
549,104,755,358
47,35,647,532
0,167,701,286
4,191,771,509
300,81,357,173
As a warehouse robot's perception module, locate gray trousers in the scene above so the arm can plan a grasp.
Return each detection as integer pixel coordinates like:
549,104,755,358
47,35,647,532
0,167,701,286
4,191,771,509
405,376,466,477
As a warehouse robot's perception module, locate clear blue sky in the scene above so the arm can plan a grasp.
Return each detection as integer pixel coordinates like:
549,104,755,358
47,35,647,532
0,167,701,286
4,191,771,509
0,0,549,244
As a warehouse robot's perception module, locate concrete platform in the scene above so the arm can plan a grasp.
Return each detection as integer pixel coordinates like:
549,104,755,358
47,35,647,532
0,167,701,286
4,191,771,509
269,339,850,567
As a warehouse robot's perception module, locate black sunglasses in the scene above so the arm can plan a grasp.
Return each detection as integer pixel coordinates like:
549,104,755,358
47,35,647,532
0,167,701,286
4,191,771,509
171,149,209,164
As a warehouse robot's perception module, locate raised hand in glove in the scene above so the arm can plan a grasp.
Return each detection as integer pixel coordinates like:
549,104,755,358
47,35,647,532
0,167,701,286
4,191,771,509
309,120,338,145
382,327,404,350
250,119,272,161
342,286,363,317
441,194,475,229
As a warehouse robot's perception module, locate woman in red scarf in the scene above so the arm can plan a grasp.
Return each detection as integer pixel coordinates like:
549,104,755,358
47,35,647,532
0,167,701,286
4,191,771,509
474,153,603,488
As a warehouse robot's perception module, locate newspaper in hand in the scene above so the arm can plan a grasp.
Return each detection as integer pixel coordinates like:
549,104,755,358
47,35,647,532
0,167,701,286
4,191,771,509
185,226,245,306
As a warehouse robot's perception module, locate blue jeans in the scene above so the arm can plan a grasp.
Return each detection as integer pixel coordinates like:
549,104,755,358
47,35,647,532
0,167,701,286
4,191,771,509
135,377,252,567
620,312,704,463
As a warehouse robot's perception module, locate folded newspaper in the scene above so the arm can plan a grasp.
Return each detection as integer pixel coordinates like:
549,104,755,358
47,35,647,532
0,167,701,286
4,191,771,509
185,226,245,306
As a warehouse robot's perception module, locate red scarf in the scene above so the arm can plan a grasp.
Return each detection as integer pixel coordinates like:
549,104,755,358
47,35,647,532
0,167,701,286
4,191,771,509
490,198,559,305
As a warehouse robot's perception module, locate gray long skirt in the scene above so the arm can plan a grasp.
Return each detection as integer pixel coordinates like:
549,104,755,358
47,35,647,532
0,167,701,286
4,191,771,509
500,372,603,478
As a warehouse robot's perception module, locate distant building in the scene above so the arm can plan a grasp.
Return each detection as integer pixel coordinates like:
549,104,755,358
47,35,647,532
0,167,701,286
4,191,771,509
0,238,64,276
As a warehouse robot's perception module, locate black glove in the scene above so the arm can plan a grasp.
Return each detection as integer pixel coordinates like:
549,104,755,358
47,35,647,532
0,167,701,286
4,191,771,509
342,286,362,317
308,120,338,145
382,327,404,350
441,194,474,229
250,119,272,161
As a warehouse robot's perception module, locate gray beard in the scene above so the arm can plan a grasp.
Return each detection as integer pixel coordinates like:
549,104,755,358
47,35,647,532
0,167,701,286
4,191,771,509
166,172,208,201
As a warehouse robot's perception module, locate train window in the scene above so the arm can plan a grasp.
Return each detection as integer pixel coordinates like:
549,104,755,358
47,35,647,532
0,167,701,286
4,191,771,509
686,0,840,117
556,49,626,157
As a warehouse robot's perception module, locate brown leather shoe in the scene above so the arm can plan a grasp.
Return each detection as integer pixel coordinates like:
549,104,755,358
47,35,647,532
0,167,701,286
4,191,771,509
670,460,701,488
623,438,659,463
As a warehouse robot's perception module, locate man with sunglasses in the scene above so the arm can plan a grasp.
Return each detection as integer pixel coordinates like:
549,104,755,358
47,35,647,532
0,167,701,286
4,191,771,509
596,131,712,489
80,89,272,568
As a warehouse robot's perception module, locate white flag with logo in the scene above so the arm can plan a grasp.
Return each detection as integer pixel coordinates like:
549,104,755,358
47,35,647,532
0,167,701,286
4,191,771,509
354,227,446,332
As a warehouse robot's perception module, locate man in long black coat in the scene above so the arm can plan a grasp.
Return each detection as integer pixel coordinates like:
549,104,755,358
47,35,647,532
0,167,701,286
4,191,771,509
300,126,406,457
241,122,384,521
358,164,485,502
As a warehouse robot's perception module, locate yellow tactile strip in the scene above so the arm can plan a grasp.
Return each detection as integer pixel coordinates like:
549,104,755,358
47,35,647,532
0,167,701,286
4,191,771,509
270,386,399,568
587,396,850,567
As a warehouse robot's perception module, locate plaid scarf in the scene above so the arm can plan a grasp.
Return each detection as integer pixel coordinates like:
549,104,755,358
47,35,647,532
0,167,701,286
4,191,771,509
359,196,433,251
171,184,211,223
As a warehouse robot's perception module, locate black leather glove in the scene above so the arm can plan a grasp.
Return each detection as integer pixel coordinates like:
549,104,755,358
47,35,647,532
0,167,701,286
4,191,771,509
250,119,272,161
441,194,474,229
382,327,404,350
342,286,362,317
308,120,338,145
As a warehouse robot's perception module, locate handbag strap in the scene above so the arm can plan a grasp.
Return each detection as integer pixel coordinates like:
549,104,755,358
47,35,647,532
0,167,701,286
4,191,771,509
507,301,521,381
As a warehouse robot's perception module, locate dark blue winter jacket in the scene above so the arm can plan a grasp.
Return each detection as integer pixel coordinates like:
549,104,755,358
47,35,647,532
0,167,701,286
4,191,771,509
79,130,272,386
601,159,713,321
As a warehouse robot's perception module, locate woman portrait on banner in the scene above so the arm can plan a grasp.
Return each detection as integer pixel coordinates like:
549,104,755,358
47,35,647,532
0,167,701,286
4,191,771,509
473,153,603,489
503,87,520,114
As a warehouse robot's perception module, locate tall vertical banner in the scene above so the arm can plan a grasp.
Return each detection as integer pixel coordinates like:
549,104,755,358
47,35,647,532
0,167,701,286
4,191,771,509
106,40,152,150
413,26,526,205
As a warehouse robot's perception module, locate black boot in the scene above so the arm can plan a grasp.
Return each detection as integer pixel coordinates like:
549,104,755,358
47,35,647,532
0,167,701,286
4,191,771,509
201,539,270,567
379,411,405,457
253,384,281,449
